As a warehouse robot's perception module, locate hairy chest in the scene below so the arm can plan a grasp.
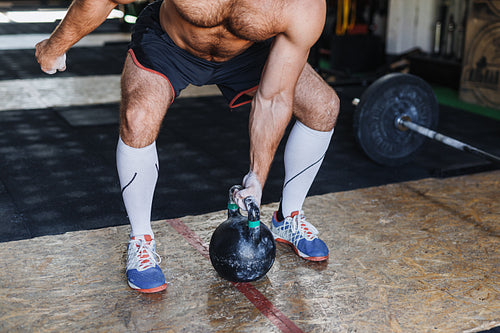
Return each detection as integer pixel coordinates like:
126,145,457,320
172,0,286,42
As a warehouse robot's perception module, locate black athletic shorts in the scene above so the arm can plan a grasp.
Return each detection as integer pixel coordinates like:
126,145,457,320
128,0,273,108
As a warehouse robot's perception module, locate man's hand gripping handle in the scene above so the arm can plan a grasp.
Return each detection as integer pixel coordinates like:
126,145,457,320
232,171,262,211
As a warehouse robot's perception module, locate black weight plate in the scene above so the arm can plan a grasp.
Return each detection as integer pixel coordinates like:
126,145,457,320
353,73,439,166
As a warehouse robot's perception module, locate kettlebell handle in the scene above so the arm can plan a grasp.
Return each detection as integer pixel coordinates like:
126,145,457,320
228,185,242,205
243,196,260,225
228,185,260,226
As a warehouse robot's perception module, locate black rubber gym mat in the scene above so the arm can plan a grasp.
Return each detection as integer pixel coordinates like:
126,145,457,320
0,18,129,80
0,93,499,242
57,104,119,126
0,19,124,35
0,43,128,80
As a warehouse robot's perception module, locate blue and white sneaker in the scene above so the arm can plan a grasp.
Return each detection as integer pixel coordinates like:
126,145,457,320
271,210,329,261
126,235,167,293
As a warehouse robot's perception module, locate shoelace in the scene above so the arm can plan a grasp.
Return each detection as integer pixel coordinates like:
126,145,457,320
287,211,319,241
127,238,161,271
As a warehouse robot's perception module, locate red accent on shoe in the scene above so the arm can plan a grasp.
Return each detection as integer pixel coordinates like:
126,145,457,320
131,235,156,268
274,237,329,262
131,235,153,241
273,211,282,223
136,283,167,293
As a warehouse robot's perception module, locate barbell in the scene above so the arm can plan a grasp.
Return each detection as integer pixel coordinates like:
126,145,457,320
352,73,500,167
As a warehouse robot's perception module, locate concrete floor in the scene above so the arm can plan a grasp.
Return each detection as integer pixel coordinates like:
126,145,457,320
1,171,498,332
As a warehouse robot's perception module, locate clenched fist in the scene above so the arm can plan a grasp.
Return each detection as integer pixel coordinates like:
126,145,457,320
35,39,67,74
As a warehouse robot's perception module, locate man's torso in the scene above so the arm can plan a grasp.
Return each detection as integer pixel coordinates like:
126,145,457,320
160,0,289,62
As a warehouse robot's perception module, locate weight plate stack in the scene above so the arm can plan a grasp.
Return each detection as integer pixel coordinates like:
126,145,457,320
353,73,439,166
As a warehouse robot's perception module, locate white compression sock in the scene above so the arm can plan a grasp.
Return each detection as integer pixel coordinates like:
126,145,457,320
281,120,334,218
116,137,158,238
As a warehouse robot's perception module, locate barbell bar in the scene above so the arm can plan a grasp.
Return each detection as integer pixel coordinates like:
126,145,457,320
352,73,500,166
395,115,500,164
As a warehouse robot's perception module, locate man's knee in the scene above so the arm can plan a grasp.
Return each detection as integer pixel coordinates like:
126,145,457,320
119,107,158,148
324,88,340,129
310,88,339,132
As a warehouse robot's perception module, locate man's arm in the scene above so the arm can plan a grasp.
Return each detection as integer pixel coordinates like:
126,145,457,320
235,0,326,207
35,0,135,74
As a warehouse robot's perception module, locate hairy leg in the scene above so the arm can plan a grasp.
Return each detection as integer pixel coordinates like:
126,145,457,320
120,53,173,148
117,53,173,237
279,63,339,218
293,63,339,131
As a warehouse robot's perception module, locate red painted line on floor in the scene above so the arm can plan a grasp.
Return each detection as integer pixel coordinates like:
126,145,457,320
232,282,304,333
166,218,304,333
167,218,210,259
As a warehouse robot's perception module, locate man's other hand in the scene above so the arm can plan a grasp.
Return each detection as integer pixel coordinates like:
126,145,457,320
35,39,67,74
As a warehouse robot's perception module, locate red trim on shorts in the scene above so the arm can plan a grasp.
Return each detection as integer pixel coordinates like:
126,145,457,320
128,49,176,105
229,85,259,109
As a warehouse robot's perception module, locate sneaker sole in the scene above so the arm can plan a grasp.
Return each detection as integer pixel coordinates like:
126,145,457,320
274,237,329,262
128,281,167,293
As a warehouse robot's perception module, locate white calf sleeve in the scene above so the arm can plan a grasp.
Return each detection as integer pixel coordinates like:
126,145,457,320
116,137,158,238
281,120,334,217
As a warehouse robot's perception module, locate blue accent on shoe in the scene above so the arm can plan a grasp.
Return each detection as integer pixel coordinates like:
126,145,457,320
127,265,166,292
271,211,329,261
126,235,167,293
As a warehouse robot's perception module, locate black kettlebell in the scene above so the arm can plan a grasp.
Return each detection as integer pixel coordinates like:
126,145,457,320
209,185,276,282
